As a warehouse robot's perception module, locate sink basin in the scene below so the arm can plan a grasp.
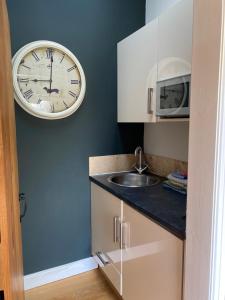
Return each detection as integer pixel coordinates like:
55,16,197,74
108,173,160,188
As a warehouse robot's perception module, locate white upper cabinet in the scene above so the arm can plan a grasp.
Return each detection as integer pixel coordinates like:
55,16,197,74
117,0,193,123
157,0,193,81
117,19,158,123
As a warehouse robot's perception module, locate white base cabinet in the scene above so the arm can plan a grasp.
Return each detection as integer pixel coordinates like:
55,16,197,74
91,183,122,295
91,183,184,299
122,202,183,300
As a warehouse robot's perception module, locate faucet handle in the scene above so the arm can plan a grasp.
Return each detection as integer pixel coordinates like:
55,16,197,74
133,146,150,175
134,162,149,175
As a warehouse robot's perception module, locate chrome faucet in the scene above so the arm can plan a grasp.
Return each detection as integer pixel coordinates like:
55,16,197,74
134,146,149,175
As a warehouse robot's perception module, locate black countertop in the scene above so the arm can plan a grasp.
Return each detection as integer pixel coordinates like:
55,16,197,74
90,172,187,240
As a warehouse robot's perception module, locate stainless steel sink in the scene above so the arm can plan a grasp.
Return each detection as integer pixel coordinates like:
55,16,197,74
108,173,160,188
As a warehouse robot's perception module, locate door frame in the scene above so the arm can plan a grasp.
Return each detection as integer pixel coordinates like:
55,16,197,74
0,1,24,299
208,0,225,297
184,0,225,299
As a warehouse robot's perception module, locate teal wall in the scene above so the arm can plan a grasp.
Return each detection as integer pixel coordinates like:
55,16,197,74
7,0,145,275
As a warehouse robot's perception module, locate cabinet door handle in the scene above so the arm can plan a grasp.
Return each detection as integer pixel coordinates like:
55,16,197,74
120,222,129,249
147,88,154,114
96,251,110,266
113,216,120,243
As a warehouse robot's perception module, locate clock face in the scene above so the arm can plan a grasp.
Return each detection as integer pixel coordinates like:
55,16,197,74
12,41,86,119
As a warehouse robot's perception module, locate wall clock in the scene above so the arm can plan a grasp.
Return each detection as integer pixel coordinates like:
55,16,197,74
12,41,86,120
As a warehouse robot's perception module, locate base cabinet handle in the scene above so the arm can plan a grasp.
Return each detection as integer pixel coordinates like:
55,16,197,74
96,251,110,266
120,222,129,249
113,216,120,244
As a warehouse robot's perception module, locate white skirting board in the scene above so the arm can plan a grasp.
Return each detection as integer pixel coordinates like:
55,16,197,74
24,257,98,290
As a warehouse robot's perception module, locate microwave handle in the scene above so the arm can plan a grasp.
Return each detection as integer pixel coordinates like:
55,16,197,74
147,88,154,114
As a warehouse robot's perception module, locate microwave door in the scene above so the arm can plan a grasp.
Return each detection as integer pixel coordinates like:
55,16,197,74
156,75,190,117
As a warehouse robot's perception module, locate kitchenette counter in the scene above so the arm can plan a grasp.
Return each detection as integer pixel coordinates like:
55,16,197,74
90,172,186,240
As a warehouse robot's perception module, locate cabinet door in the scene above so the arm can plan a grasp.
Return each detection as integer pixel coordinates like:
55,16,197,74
91,183,122,294
157,0,193,81
117,19,158,123
122,203,183,300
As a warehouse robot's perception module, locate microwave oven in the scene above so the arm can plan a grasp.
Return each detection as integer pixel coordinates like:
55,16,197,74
156,74,191,118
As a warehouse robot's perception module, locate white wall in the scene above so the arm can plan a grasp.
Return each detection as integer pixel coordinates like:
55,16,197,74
146,0,180,23
144,123,189,161
144,0,189,162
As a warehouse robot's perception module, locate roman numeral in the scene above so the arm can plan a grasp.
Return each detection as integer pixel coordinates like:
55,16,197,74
23,89,33,100
37,98,42,104
63,101,69,109
67,65,77,72
18,78,29,83
68,91,77,98
32,51,40,62
21,64,31,70
71,80,80,84
60,53,65,63
46,48,54,59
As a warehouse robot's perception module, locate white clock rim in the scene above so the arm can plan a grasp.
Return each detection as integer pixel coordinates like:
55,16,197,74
12,40,86,120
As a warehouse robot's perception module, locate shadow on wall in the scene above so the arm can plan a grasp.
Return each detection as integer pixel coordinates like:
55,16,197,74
119,123,144,153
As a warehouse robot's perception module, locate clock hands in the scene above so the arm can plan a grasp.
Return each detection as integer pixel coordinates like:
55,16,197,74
31,79,52,83
22,53,59,95
44,52,60,95
18,75,52,83
49,54,53,94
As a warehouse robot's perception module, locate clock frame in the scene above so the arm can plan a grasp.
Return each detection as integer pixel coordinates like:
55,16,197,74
12,40,86,120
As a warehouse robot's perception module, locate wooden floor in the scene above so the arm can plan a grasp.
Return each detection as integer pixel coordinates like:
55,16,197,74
25,269,120,300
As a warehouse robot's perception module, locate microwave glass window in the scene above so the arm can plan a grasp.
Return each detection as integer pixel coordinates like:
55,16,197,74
160,82,189,109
